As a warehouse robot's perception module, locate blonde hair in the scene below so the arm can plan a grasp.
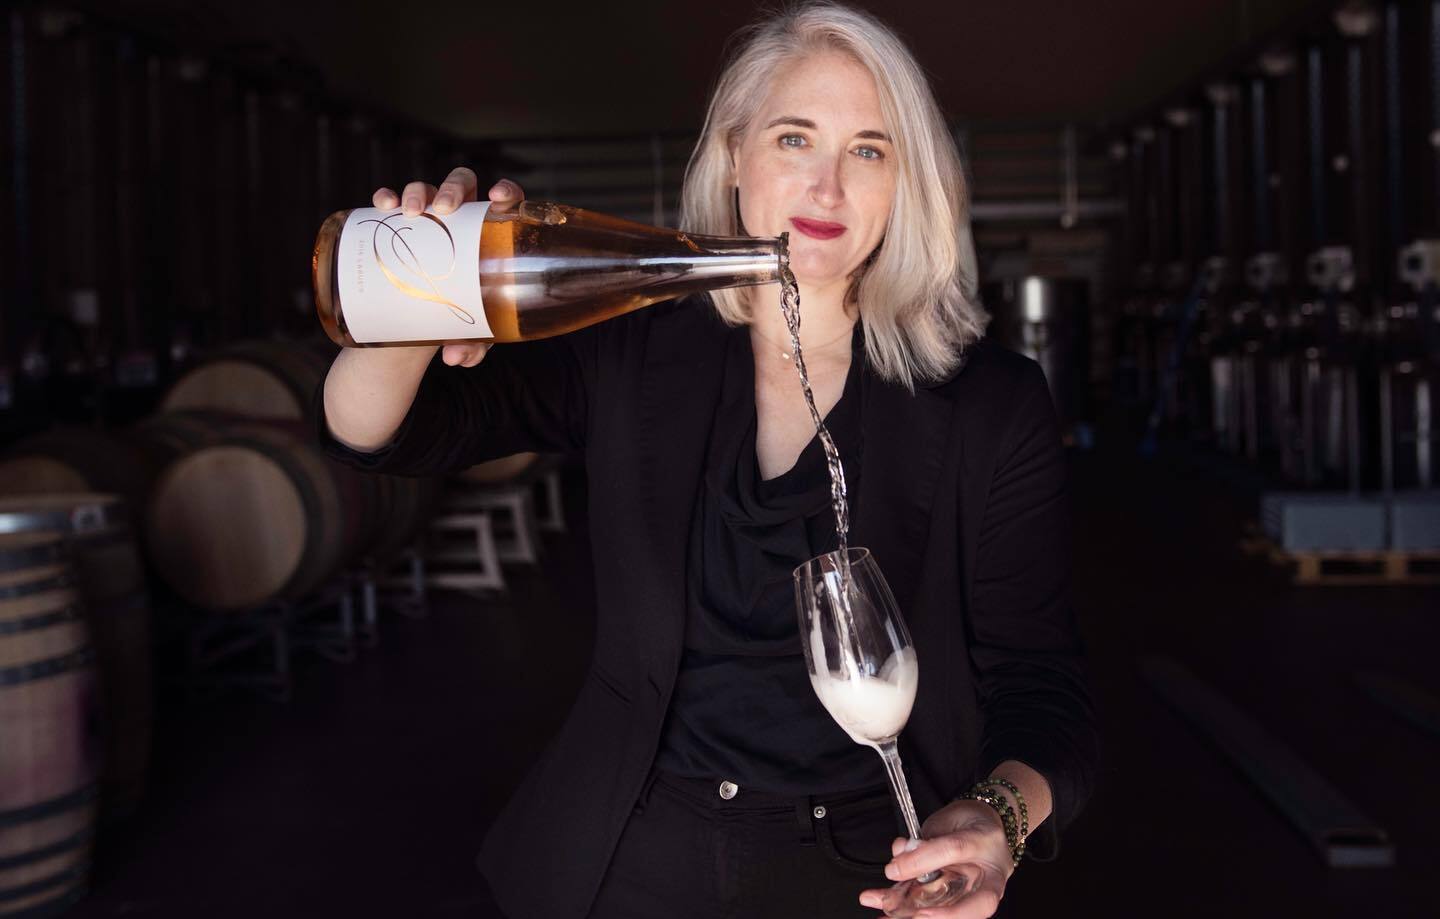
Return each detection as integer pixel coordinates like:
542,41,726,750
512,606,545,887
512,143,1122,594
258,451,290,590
680,1,988,390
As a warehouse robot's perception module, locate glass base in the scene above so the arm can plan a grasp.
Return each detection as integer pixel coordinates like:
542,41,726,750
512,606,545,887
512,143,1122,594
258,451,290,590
881,868,972,917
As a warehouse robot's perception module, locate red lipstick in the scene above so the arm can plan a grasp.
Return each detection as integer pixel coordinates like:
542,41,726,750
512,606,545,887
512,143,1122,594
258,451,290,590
790,217,847,240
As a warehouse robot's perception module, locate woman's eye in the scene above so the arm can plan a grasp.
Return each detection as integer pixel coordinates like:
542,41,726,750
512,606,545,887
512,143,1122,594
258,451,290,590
854,146,884,161
780,134,806,148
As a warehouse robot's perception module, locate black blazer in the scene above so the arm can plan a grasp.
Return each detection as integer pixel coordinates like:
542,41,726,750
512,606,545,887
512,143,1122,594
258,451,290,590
318,296,1100,919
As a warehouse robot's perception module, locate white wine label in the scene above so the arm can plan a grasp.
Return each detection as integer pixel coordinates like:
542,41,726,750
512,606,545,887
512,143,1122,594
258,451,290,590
336,200,492,343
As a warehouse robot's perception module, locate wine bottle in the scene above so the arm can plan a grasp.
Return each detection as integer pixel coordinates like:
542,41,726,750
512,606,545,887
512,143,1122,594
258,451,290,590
312,200,787,347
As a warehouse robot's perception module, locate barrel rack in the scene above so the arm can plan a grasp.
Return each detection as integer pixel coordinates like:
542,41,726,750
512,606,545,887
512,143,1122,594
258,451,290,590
170,458,568,703
168,540,432,704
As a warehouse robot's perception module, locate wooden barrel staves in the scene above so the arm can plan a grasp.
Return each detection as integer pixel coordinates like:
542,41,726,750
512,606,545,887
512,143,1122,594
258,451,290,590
142,413,438,609
145,421,350,611
147,339,440,575
231,419,388,571
160,339,330,422
0,533,99,918
0,495,154,823
128,410,232,470
0,427,152,514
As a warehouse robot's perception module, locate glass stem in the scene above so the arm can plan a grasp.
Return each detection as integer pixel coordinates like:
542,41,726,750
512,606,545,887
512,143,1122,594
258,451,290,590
877,739,923,839
877,739,943,885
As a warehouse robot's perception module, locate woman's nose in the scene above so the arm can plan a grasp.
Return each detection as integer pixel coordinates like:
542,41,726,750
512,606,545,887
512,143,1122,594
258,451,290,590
808,156,845,208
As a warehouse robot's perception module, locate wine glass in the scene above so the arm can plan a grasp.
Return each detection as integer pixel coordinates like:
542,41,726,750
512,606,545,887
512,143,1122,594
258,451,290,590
794,547,969,916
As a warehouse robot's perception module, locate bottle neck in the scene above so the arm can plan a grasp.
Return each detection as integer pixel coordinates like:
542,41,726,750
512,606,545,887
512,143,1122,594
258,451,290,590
681,233,786,287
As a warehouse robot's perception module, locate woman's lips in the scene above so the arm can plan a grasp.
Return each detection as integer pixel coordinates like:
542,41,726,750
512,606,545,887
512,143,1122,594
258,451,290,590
790,217,847,240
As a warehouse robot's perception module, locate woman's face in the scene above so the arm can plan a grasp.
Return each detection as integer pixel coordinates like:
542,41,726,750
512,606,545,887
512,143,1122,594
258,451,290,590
732,51,897,297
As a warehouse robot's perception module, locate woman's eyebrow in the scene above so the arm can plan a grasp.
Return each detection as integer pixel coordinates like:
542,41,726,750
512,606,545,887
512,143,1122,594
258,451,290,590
762,115,891,142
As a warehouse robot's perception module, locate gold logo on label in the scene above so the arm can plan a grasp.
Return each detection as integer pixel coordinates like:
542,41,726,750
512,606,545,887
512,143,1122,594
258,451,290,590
360,212,477,324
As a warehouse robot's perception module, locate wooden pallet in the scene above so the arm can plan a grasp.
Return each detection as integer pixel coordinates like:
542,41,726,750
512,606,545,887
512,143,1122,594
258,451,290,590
1272,546,1440,586
1240,521,1440,585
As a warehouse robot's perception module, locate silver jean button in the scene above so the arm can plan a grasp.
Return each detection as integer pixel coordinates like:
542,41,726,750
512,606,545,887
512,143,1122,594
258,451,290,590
813,805,827,819
718,780,738,800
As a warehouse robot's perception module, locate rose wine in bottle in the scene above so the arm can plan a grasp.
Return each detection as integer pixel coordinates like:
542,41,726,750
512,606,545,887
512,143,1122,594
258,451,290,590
313,200,787,347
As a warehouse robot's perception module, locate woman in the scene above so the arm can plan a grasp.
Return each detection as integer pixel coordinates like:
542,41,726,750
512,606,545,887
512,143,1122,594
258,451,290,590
319,3,1098,917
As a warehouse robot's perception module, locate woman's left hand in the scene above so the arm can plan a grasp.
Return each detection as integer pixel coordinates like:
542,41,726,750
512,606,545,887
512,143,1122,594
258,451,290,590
858,799,1014,917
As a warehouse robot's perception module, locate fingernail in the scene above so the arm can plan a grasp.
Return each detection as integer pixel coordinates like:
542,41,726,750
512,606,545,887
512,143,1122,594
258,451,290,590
434,192,452,210
884,862,899,880
859,893,880,909
489,181,508,197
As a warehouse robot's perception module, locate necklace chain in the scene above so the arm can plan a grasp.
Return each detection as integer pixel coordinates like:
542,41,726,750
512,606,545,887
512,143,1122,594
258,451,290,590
750,323,853,360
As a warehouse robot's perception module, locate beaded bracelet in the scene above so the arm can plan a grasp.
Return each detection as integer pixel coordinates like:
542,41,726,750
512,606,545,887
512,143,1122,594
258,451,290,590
975,777,1030,842
966,790,1023,867
963,784,1025,867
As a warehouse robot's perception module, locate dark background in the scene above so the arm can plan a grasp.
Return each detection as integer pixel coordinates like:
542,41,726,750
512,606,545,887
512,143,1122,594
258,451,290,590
69,0,1320,135
1,1,1437,917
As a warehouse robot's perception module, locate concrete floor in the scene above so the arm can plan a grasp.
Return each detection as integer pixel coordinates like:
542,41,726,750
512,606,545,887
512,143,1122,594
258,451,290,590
62,448,1440,918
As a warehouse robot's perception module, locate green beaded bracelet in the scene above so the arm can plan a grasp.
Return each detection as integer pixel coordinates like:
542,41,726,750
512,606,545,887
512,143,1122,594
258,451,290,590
964,785,1024,868
969,792,1023,867
976,778,1030,840
978,780,1029,864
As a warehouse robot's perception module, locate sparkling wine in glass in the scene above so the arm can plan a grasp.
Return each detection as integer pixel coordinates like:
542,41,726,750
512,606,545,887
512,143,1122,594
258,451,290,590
794,548,969,916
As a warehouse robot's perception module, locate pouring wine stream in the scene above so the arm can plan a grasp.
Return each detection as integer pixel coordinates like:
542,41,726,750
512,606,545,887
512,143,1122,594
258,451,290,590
776,237,942,890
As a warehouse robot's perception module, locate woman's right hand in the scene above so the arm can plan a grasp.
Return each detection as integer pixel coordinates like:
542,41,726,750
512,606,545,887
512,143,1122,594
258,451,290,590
371,167,527,368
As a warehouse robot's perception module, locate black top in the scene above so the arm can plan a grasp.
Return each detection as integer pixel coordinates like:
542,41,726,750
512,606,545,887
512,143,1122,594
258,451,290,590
654,323,885,793
314,296,1100,919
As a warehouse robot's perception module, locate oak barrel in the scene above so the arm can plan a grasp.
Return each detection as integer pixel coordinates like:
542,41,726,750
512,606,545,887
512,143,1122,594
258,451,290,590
160,340,329,422
0,428,151,513
0,532,98,918
0,495,153,821
145,420,350,611
128,410,231,472
140,412,437,608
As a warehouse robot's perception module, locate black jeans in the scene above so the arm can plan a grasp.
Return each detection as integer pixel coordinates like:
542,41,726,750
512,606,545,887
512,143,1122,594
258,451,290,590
587,770,901,919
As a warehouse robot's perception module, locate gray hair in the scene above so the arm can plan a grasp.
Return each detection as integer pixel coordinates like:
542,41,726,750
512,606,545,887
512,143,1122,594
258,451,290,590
679,1,988,390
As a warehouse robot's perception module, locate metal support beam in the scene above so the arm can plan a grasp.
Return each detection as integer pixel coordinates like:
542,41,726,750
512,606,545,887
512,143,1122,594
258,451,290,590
1142,656,1394,868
